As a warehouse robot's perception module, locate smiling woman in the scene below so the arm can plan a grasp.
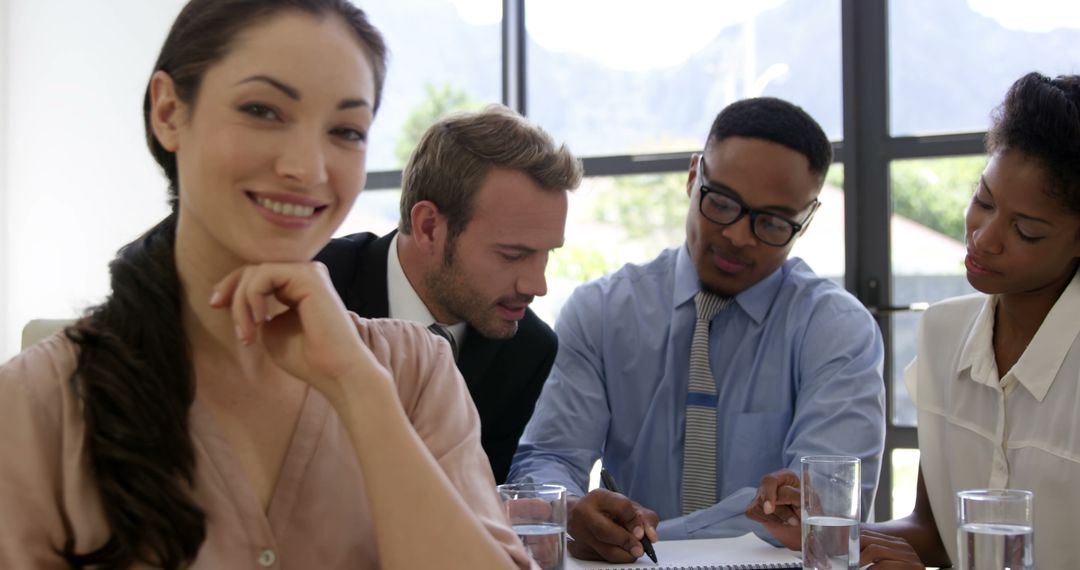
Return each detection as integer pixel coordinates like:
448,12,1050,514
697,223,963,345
0,1,532,569
150,11,377,265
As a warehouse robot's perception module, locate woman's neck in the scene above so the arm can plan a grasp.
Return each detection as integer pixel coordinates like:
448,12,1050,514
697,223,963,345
174,215,261,374
993,271,1075,374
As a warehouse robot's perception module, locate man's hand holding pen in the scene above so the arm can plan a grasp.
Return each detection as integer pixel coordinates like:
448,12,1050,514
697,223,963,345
565,472,660,564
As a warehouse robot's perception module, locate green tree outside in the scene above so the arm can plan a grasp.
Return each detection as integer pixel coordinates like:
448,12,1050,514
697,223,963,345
828,156,984,242
395,82,482,166
546,244,621,284
890,156,984,242
548,173,689,284
594,173,687,243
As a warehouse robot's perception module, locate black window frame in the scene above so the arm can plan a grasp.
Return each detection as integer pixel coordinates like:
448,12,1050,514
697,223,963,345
361,0,990,522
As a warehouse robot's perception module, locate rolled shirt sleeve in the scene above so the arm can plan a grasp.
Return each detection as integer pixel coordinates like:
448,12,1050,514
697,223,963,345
509,284,610,498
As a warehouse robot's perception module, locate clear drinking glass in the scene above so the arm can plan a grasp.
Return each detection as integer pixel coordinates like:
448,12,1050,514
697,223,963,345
801,456,860,570
957,489,1034,570
497,483,566,570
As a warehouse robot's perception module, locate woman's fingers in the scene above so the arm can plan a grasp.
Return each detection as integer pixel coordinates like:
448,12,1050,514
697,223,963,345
211,262,324,344
209,265,244,308
859,529,924,569
209,265,256,343
231,267,259,344
240,265,286,339
207,261,381,396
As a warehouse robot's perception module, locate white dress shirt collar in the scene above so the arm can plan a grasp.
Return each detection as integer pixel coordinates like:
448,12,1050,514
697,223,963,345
957,270,1080,401
386,233,468,348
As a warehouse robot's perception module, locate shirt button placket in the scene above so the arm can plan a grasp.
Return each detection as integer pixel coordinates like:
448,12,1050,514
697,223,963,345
989,383,1010,488
257,548,277,567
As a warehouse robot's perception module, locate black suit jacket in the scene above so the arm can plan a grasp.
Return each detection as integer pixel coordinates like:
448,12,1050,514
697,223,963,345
315,231,558,483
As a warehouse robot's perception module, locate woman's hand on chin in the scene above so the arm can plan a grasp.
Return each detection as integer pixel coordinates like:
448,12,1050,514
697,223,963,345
209,260,381,396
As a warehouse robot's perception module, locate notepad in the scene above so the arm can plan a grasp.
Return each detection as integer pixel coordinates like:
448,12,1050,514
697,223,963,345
565,532,801,569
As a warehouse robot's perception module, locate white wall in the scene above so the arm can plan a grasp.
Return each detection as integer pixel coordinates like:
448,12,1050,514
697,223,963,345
0,0,9,359
1,1,186,361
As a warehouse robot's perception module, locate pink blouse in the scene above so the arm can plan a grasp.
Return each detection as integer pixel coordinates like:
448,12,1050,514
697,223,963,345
0,315,534,569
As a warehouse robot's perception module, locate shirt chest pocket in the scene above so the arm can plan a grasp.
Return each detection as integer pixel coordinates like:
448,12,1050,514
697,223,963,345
723,411,790,493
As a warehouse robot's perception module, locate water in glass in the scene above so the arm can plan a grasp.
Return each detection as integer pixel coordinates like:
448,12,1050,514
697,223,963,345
802,515,858,570
958,522,1034,570
513,522,565,570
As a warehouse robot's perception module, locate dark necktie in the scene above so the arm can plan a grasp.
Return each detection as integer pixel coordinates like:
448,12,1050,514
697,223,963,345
427,323,459,361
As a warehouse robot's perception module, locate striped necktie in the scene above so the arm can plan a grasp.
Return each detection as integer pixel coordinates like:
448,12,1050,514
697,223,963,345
681,291,733,515
427,323,459,361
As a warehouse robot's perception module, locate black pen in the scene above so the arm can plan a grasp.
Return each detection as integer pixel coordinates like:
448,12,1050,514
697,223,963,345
599,467,658,564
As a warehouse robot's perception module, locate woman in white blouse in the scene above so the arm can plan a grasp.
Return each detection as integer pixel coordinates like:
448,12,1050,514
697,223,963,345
746,71,1080,568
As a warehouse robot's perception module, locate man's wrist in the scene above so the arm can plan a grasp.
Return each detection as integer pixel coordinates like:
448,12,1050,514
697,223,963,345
566,492,588,541
567,493,584,514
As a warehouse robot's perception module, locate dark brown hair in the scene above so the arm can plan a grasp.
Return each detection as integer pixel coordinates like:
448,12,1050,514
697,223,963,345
986,72,1080,220
63,1,386,568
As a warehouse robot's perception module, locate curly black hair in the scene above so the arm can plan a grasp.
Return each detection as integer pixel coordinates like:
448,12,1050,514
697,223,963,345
987,72,1080,219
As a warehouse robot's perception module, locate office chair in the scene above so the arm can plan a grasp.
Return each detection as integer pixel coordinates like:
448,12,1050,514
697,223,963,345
21,319,74,351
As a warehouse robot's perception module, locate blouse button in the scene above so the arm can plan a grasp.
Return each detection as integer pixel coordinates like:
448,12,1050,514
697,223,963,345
258,549,276,567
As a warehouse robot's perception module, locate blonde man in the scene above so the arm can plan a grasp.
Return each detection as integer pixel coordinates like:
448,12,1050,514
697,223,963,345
317,105,582,483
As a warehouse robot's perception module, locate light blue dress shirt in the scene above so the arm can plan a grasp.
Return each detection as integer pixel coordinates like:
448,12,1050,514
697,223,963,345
509,245,885,539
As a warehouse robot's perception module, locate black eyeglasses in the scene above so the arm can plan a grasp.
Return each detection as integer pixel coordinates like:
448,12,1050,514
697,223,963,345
696,156,819,247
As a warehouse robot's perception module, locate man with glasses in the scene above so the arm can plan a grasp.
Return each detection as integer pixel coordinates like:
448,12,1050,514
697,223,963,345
509,97,885,562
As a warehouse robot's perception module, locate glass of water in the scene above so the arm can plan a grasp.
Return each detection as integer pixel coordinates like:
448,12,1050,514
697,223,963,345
497,483,566,570
957,489,1034,570
800,456,860,570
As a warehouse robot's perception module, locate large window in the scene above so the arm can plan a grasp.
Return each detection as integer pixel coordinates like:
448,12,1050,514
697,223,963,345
525,0,842,158
362,1,503,171
865,0,1079,519
889,0,1080,136
3,0,1079,523
888,156,981,426
539,173,692,323
886,157,979,516
336,189,402,239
